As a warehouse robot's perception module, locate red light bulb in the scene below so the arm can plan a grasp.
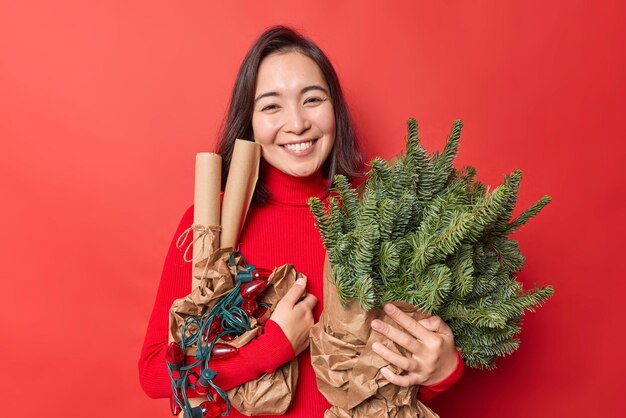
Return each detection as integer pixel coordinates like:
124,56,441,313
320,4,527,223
207,317,223,341
215,395,227,412
195,381,209,396
212,343,239,360
166,342,185,369
206,387,227,413
195,368,217,396
255,305,270,325
221,333,235,342
189,401,222,418
170,389,183,415
240,279,269,299
252,267,272,281
199,401,222,418
242,298,258,316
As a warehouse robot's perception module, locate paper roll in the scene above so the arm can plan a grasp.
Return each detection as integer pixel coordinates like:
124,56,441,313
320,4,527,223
194,153,222,227
192,153,222,287
220,140,261,249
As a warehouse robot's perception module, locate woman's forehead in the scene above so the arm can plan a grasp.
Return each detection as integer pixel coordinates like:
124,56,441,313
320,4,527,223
255,51,328,95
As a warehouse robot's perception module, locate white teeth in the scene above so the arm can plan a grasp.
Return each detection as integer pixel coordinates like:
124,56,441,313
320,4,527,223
285,141,313,152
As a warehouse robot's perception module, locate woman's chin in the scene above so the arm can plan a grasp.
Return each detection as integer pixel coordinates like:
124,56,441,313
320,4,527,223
266,159,321,178
285,166,317,177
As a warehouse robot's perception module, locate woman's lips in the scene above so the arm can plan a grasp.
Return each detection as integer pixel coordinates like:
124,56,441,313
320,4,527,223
281,139,317,156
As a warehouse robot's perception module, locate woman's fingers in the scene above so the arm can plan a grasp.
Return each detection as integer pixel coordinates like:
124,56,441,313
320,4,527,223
269,276,316,356
296,293,318,311
372,341,415,372
279,277,308,308
379,367,417,388
371,318,421,354
381,303,438,345
418,315,453,337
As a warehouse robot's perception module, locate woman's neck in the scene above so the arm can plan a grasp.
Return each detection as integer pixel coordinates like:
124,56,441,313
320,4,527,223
260,162,328,206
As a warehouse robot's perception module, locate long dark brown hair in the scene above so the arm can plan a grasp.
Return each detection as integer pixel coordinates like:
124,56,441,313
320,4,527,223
216,25,364,202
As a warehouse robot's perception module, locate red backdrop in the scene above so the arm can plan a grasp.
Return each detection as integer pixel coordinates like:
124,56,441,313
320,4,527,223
1,1,624,417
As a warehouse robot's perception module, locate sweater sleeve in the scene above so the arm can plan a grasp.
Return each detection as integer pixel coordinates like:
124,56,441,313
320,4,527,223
138,206,295,399
416,350,464,403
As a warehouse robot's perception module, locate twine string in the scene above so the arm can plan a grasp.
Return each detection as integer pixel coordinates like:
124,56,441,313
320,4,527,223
176,224,221,263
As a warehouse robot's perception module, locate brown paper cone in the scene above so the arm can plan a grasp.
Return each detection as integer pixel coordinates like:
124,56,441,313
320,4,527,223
310,256,439,417
221,140,261,249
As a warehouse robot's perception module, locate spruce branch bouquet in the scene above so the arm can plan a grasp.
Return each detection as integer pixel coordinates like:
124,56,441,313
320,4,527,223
308,119,553,417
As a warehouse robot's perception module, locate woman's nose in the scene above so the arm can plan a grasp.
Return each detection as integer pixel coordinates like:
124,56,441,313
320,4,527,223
282,105,311,134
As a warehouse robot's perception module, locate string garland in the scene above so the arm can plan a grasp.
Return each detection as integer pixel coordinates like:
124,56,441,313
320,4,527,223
167,251,271,417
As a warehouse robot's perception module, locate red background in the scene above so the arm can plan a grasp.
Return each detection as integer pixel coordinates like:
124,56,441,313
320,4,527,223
1,1,624,417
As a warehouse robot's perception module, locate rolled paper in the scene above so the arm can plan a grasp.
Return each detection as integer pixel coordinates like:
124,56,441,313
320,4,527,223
194,153,222,227
220,140,261,249
192,153,222,287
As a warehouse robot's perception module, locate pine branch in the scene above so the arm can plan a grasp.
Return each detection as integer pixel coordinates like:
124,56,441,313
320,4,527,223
506,195,552,234
332,175,359,233
308,197,332,247
308,118,554,369
432,120,463,193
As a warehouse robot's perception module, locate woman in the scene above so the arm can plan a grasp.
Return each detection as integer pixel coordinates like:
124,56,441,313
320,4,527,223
139,26,463,417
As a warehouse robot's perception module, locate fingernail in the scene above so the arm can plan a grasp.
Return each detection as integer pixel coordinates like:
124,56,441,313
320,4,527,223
295,277,306,286
372,342,382,353
380,367,390,377
384,304,396,314
418,318,430,326
371,320,383,330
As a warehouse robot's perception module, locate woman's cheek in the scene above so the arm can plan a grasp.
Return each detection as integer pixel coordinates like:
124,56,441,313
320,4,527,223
253,118,281,145
311,106,335,131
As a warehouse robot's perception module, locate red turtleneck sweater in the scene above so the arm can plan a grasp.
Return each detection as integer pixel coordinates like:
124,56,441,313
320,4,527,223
138,164,463,417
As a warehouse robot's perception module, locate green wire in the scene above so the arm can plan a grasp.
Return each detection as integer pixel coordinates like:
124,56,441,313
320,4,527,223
168,251,262,416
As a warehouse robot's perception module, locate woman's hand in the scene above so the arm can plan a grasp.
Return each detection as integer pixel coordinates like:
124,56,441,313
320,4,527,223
270,276,318,356
370,303,459,387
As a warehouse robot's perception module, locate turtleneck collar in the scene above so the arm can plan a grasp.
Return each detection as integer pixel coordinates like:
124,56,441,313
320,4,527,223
261,161,329,206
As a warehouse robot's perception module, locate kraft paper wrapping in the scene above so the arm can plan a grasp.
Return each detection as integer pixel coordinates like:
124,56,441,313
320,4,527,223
192,153,222,289
310,257,440,418
221,140,261,249
226,264,301,416
169,144,294,416
169,247,300,416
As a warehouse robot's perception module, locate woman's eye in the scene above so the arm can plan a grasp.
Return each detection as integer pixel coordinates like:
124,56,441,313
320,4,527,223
304,96,327,106
260,103,280,112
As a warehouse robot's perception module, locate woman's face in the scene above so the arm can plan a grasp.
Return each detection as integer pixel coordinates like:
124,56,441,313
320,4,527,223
252,51,336,177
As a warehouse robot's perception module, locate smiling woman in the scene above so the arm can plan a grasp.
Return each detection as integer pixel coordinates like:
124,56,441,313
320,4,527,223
252,52,336,177
214,26,363,204
138,25,464,417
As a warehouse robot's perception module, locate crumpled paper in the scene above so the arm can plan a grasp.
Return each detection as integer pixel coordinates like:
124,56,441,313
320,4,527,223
169,248,301,415
310,257,440,418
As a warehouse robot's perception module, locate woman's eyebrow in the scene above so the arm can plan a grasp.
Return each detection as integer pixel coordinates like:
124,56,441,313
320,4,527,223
254,85,329,102
254,91,280,102
301,85,329,95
